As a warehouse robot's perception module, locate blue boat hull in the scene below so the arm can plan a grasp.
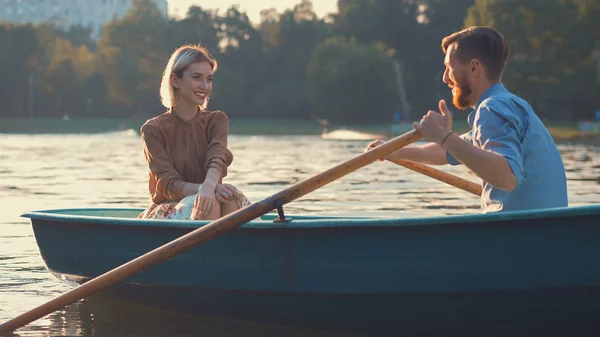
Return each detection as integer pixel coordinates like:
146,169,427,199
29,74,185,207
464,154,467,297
23,205,600,335
75,280,598,336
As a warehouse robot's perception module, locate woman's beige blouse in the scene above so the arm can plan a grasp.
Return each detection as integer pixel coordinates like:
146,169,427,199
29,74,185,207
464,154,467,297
140,109,233,204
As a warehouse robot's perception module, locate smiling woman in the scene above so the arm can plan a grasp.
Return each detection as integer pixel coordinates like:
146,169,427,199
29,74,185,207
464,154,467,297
137,44,251,221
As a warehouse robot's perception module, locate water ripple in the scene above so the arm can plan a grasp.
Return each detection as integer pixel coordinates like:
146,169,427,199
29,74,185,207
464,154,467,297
0,133,598,336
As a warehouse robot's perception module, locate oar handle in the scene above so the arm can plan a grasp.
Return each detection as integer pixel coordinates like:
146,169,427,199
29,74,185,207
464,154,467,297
387,158,482,196
0,129,423,333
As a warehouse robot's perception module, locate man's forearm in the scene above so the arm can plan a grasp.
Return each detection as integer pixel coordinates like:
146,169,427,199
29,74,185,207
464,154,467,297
442,133,516,191
386,142,449,165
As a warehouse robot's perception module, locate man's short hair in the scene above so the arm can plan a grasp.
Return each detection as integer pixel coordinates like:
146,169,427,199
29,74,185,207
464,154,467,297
441,26,509,81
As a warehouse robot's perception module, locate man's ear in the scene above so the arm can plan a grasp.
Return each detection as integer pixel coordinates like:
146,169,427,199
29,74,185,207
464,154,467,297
470,59,481,77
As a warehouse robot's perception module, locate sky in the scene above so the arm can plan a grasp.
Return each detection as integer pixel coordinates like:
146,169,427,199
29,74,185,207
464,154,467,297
168,0,338,23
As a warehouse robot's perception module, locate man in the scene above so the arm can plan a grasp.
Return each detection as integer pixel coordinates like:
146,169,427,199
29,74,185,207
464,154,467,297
367,26,568,213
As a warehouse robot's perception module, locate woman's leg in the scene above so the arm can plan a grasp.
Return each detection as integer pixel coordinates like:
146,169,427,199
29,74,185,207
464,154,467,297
196,200,221,220
174,194,222,220
214,183,253,217
220,189,252,217
220,199,241,217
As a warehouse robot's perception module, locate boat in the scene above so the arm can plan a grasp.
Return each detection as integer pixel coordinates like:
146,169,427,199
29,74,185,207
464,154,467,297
390,122,414,135
21,204,600,336
320,129,386,141
578,120,600,133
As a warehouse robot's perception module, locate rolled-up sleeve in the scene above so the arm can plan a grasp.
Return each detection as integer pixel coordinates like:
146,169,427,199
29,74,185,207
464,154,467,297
204,111,234,177
446,131,473,165
141,122,186,203
474,105,524,186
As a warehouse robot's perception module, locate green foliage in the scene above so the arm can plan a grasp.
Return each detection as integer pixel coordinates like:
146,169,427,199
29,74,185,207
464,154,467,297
307,37,398,123
331,0,475,120
465,0,600,120
0,0,597,122
96,0,168,114
0,23,38,117
53,24,96,50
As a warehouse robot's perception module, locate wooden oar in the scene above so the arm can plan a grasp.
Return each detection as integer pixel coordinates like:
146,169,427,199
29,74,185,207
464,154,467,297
0,129,423,334
387,159,482,196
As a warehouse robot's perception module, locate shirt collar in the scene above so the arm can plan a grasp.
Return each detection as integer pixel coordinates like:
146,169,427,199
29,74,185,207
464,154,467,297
466,82,506,127
475,82,506,110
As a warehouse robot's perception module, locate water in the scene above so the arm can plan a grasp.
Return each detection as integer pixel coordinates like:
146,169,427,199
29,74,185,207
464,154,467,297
0,130,598,336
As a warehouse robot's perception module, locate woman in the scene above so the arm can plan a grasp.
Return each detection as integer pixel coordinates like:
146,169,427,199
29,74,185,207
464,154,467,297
138,44,251,220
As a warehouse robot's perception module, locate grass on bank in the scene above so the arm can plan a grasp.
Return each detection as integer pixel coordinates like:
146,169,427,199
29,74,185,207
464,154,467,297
0,117,598,143
0,117,323,135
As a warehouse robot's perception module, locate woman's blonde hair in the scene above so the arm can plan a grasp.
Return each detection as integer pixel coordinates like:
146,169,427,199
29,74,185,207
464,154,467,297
159,44,218,109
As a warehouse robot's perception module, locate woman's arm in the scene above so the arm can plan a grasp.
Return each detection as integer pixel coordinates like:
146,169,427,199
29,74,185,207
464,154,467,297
182,167,220,196
141,122,188,203
204,111,234,180
190,111,234,219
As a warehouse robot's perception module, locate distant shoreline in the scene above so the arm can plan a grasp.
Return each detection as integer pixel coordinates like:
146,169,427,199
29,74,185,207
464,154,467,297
0,117,598,144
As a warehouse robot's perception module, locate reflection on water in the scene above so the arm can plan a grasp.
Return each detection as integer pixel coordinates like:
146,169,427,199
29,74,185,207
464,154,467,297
0,131,599,336
21,296,369,337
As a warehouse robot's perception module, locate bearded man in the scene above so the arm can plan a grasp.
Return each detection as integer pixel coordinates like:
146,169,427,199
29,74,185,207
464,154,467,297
366,26,568,213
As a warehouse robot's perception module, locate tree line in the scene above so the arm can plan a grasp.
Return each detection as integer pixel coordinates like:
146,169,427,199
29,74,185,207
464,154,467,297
0,0,598,123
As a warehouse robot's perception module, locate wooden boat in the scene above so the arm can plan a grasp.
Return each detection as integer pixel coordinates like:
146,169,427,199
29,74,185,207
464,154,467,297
21,204,600,336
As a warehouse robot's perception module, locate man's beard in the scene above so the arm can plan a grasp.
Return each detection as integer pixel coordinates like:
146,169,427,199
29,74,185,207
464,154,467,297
451,77,472,110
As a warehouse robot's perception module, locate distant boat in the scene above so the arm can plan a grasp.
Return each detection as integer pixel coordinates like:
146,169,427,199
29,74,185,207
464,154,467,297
20,204,600,336
578,121,600,133
390,122,414,135
320,129,385,141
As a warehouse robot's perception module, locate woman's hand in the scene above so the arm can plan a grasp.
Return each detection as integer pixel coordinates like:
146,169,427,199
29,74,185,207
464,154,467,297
191,184,217,220
215,183,241,203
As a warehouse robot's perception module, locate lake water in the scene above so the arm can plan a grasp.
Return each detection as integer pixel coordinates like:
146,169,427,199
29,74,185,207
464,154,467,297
0,130,598,336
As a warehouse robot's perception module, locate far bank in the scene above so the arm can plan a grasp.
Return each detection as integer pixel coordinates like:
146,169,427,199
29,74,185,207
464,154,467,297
0,118,598,144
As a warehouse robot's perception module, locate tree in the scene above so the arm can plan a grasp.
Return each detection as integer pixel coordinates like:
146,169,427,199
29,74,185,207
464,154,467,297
332,0,424,119
165,5,221,53
250,0,331,118
207,5,265,117
307,37,399,123
465,0,599,120
96,0,169,116
54,24,96,50
0,24,39,118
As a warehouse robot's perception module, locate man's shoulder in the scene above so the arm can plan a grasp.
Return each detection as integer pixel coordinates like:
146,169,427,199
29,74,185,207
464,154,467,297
476,87,532,128
480,85,532,113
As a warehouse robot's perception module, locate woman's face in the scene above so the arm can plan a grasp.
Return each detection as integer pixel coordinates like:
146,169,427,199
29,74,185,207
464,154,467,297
172,61,213,107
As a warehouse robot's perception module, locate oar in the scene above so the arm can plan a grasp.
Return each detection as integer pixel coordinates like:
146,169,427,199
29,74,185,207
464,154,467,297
387,159,482,196
0,129,423,334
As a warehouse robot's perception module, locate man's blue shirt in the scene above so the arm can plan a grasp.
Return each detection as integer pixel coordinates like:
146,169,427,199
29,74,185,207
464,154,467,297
446,83,568,212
